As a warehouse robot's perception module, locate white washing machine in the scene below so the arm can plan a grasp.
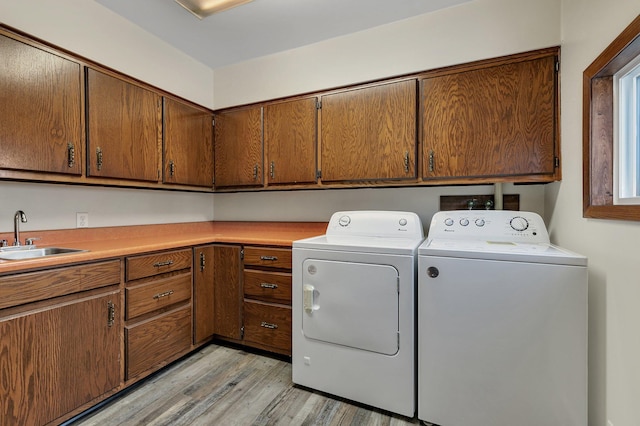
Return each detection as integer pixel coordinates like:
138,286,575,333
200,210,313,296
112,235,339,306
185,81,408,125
292,211,424,417
418,210,587,426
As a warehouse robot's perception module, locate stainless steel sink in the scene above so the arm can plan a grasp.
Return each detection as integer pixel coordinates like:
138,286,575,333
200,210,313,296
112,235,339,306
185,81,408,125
0,247,87,260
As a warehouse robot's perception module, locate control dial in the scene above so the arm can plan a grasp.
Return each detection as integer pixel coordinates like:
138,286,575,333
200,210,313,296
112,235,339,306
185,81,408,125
509,216,529,232
338,215,351,227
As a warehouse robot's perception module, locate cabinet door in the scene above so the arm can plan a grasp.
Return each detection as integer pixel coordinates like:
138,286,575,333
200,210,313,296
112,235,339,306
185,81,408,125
164,98,214,187
212,245,242,340
0,33,82,175
264,98,317,185
194,245,216,344
320,80,417,182
86,68,160,181
421,55,557,180
214,106,263,187
0,290,121,425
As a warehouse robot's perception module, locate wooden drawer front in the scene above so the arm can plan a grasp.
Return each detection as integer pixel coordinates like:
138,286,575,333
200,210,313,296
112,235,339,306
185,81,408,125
244,269,291,304
125,272,191,320
125,306,192,379
0,260,121,310
243,301,291,354
126,249,192,281
243,247,291,269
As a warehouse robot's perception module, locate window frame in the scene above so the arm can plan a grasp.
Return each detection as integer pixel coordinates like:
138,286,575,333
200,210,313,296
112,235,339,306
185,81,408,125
584,14,640,220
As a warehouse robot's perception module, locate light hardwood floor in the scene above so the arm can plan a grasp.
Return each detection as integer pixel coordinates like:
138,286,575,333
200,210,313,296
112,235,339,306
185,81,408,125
71,343,421,426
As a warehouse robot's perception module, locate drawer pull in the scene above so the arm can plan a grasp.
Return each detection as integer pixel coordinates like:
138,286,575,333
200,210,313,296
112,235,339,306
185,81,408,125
260,256,278,261
260,321,278,329
153,260,174,268
153,290,174,300
260,283,279,289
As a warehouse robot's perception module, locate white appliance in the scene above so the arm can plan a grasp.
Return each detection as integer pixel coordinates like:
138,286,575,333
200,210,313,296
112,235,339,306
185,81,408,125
418,210,587,426
292,211,424,417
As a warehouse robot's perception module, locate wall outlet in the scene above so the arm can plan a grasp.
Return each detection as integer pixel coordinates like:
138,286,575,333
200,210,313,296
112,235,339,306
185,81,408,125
76,212,89,228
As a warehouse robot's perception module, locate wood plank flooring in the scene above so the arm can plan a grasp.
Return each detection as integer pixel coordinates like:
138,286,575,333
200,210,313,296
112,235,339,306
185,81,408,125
70,343,421,426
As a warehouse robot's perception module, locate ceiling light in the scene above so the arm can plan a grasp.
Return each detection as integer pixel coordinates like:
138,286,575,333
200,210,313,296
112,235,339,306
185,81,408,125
175,0,254,19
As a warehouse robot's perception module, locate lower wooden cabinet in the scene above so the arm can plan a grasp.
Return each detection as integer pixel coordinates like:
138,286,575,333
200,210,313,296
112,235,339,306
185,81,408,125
243,300,292,354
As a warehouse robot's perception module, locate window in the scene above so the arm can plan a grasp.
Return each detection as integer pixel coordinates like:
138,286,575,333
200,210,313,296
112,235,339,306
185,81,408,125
584,14,640,220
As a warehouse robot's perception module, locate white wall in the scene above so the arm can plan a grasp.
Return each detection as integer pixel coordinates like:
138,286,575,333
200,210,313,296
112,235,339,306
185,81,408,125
549,1,640,425
0,0,215,233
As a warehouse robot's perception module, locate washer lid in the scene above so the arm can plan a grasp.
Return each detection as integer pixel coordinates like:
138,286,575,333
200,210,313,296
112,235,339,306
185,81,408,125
294,234,423,255
419,239,587,266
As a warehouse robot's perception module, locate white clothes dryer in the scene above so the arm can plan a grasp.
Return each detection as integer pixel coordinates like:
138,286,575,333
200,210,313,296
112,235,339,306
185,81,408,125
292,211,424,417
418,210,587,426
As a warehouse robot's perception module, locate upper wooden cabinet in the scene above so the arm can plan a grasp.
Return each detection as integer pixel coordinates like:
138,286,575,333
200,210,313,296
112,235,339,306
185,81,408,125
421,52,558,181
320,80,417,182
264,98,317,185
214,106,263,188
86,68,160,182
163,97,214,188
0,32,82,175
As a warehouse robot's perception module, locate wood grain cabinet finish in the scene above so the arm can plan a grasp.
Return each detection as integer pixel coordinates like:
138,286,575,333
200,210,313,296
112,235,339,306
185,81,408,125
264,98,318,185
211,245,243,340
320,80,417,182
421,53,558,181
0,261,121,426
242,246,293,356
86,68,160,182
214,106,263,188
193,245,215,344
0,31,82,175
163,97,214,188
124,249,193,381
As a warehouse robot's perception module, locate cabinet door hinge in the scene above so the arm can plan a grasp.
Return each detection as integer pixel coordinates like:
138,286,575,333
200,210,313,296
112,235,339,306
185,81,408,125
555,157,560,168
555,60,560,73
240,248,244,260
240,326,245,339
316,100,322,110
316,170,322,179
212,118,215,126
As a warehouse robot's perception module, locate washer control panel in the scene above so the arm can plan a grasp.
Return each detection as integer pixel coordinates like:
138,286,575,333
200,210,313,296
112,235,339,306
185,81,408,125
326,211,424,239
427,210,549,244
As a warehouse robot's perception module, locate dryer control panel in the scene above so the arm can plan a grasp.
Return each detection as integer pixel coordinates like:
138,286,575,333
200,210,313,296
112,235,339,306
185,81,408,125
427,210,550,244
326,211,424,240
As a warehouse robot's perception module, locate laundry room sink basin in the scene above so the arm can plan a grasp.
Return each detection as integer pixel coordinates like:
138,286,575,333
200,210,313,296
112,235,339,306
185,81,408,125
0,247,87,260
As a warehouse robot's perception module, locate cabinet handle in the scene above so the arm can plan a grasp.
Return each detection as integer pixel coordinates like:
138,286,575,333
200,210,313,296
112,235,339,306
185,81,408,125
403,151,410,173
67,143,75,168
260,321,278,329
169,160,175,177
260,283,278,289
153,260,174,267
153,290,174,300
253,164,259,180
428,150,435,172
96,147,103,171
107,301,115,327
199,252,205,271
260,255,278,261
270,161,275,179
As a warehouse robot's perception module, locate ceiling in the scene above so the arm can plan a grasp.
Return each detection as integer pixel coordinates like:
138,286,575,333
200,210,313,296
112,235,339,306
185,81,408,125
95,0,470,69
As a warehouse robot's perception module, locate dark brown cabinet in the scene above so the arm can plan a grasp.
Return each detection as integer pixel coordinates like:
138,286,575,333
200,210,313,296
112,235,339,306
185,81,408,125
86,68,161,182
164,97,214,187
0,31,82,175
214,106,263,188
320,80,417,182
264,97,317,185
421,53,558,182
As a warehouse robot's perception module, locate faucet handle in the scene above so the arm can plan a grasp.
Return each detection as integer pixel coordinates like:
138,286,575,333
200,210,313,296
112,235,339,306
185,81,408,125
25,237,40,246
0,239,7,247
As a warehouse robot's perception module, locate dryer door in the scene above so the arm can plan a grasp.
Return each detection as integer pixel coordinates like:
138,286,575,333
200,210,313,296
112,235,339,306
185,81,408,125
301,259,399,355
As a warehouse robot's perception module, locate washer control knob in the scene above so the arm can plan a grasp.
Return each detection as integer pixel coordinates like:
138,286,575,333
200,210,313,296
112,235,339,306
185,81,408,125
510,216,529,231
399,218,408,226
338,215,351,227
475,218,485,227
444,218,454,226
426,266,439,278
459,218,469,226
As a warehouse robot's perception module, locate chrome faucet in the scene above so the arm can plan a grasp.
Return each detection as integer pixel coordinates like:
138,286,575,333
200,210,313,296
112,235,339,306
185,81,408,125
13,210,27,246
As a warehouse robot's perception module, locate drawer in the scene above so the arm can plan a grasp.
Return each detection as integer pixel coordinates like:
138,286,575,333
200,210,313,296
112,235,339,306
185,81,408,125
243,300,291,354
126,249,192,281
0,260,121,310
125,272,191,320
125,305,192,380
243,269,291,304
243,246,291,270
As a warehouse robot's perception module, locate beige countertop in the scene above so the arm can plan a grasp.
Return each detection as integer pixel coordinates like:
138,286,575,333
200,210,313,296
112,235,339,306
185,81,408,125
0,221,328,274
